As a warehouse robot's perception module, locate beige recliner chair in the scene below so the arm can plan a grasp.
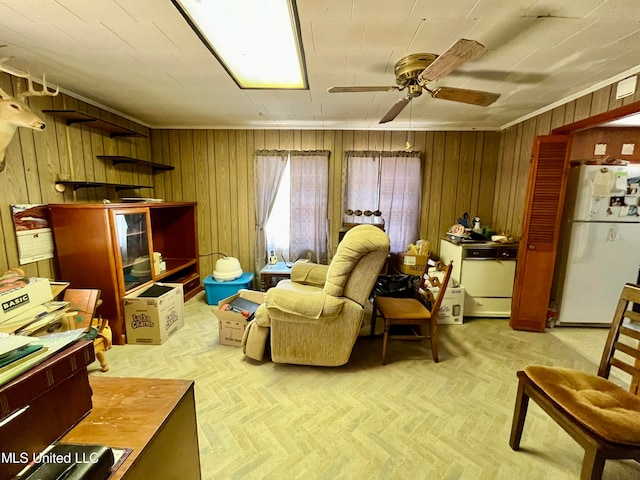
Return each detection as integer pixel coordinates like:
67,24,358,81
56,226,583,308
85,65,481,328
242,224,390,366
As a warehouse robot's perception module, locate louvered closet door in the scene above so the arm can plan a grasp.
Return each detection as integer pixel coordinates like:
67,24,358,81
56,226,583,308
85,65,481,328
510,135,571,332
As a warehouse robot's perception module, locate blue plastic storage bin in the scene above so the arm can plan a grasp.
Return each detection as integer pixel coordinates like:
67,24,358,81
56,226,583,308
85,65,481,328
203,272,255,305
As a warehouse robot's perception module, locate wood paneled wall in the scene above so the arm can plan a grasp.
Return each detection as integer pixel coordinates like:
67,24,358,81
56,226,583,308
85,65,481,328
149,129,501,276
570,127,640,162
0,71,151,277
492,76,640,238
10,65,637,282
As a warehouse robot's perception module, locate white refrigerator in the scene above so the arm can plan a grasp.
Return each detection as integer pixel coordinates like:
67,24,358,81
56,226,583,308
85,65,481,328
555,163,640,325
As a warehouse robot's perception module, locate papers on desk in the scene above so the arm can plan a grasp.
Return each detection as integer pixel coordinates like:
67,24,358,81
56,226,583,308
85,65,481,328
0,301,71,335
0,329,86,387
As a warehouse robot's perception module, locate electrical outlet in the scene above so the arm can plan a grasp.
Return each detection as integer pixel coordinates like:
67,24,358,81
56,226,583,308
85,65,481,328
594,143,607,155
622,143,635,155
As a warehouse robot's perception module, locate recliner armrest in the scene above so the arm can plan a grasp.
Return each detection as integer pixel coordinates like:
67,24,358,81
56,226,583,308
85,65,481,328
266,288,344,320
290,262,329,287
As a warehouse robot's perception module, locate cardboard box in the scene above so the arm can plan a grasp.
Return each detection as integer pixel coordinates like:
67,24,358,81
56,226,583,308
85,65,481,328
214,289,265,347
429,285,466,325
0,277,53,323
397,253,430,275
123,283,184,344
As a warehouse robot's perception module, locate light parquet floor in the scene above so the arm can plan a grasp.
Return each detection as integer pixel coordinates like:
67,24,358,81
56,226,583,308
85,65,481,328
91,292,640,480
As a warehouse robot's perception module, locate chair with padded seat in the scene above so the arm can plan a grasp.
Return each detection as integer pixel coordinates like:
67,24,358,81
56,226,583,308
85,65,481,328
373,260,453,364
242,224,390,367
509,283,640,480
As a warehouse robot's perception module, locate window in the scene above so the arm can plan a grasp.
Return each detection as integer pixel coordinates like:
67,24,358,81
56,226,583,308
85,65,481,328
345,151,422,253
255,151,329,269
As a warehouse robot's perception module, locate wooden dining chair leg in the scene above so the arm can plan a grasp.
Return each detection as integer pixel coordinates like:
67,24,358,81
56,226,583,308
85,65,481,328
509,380,530,450
95,349,109,372
370,304,378,337
581,448,606,480
430,321,439,362
382,321,390,365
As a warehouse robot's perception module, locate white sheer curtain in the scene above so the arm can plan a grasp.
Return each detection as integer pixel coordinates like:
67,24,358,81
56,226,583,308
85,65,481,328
289,151,329,263
345,155,380,212
254,151,288,272
346,151,421,253
379,154,422,253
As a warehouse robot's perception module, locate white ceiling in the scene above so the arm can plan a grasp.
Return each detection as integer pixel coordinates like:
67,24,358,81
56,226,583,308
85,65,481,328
0,0,639,130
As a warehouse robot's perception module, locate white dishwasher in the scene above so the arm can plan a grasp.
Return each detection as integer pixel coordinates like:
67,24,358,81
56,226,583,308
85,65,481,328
439,238,518,318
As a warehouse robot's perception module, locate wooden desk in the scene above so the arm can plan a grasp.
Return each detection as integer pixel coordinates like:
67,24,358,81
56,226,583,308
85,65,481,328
61,377,201,480
259,262,292,291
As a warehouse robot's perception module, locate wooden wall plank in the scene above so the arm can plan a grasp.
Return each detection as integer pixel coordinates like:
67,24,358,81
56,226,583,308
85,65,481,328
214,130,232,257
4,68,636,283
193,130,211,277
454,131,476,223
206,130,220,268
477,131,498,228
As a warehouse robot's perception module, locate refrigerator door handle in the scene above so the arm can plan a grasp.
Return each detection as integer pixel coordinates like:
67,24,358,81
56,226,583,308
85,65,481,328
572,222,588,262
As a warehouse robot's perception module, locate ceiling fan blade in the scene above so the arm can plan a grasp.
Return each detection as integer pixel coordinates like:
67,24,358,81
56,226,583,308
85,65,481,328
328,86,400,93
379,96,412,124
418,39,485,83
430,86,500,106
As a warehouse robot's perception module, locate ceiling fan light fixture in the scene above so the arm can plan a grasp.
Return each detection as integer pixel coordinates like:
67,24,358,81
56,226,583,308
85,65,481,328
172,0,308,90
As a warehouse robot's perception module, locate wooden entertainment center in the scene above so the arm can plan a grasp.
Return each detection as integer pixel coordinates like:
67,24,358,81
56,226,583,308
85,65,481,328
48,202,202,344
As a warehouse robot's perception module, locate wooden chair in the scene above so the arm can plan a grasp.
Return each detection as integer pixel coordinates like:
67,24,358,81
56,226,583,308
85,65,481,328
373,260,453,364
509,283,640,480
62,289,111,372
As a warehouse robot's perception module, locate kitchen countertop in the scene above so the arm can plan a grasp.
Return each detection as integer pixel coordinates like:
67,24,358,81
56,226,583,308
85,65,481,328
441,236,519,248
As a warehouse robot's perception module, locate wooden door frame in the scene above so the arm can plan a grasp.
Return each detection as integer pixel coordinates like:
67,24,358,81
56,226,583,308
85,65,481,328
552,100,640,135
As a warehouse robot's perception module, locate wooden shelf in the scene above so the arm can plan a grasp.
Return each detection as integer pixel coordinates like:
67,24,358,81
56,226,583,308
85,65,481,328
55,181,153,192
155,258,197,281
97,155,174,172
42,109,147,138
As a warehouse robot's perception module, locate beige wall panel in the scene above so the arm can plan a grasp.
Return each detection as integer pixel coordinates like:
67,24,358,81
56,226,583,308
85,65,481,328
205,130,220,268
505,123,524,232
420,131,434,242
493,126,516,234
213,130,233,259
563,100,577,125
550,105,566,131
227,130,241,259
468,133,484,221
150,131,166,201
536,110,552,136
510,118,537,235
574,94,593,122
477,131,498,228
167,130,182,201
179,130,196,202
590,86,611,116
440,133,461,237
193,130,212,278
454,131,476,222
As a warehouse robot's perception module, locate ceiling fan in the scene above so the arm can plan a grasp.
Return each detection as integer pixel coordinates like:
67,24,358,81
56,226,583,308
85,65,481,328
328,39,500,124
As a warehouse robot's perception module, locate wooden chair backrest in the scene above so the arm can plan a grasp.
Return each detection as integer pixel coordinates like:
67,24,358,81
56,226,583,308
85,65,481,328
62,288,102,332
598,283,640,393
417,260,453,315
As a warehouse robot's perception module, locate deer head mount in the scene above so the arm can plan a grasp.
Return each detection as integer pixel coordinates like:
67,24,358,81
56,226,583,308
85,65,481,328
0,52,59,172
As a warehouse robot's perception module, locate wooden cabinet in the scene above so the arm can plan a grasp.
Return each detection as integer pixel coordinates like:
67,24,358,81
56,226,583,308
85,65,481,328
48,202,202,344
